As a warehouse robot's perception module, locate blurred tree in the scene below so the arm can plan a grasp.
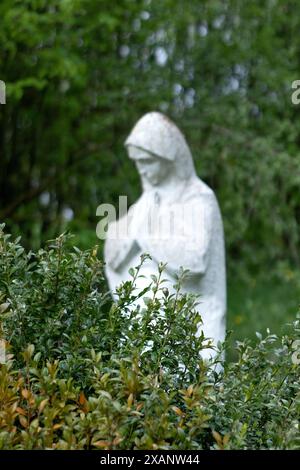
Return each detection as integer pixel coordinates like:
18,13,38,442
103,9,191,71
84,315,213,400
0,0,299,273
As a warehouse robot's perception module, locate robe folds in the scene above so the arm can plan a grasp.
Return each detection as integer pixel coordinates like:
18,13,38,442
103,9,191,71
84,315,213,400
104,175,226,360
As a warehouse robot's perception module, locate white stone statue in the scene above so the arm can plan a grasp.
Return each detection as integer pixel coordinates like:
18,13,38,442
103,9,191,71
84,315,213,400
104,112,226,360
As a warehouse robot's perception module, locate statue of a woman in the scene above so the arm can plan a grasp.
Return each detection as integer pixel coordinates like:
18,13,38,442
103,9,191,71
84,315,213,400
104,112,226,360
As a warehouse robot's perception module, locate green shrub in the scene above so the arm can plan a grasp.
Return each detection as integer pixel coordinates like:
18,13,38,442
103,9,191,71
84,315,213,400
0,224,299,449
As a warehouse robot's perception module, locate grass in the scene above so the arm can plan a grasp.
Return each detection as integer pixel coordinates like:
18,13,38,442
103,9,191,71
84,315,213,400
227,267,300,361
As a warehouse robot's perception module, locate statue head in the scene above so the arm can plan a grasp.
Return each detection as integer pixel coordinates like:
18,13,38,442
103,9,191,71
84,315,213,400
124,112,195,189
126,146,171,187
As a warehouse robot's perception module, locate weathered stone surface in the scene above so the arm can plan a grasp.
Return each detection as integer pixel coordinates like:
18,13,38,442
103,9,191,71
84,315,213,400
104,111,226,360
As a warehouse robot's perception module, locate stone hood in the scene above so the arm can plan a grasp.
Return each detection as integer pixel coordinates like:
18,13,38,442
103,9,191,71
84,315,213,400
124,111,196,181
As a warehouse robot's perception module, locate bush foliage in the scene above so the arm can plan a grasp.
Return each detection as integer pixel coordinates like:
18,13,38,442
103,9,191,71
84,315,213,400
0,225,299,450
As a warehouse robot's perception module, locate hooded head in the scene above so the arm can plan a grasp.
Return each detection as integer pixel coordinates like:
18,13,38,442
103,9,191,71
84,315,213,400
124,112,196,184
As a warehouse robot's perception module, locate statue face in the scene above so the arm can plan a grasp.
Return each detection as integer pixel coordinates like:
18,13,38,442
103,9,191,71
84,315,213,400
127,146,171,187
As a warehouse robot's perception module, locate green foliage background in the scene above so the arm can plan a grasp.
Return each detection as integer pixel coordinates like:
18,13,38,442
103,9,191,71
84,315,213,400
0,0,300,347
